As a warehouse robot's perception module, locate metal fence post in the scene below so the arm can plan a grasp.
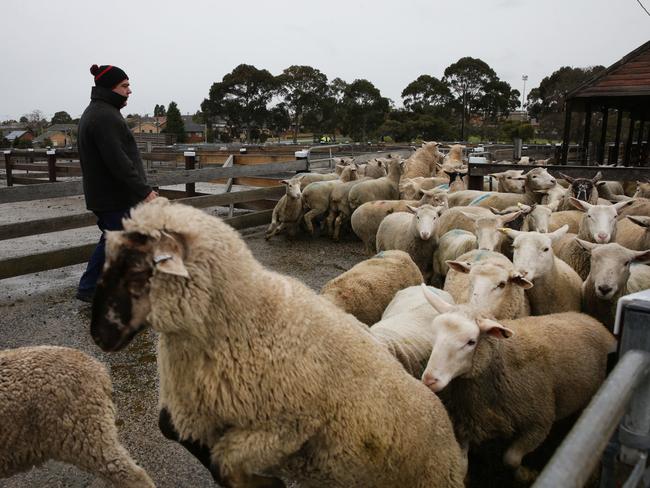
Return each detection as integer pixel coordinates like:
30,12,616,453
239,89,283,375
46,149,57,182
184,150,196,196
3,150,12,187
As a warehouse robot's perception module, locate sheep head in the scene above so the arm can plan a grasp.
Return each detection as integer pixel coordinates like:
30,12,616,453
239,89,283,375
91,229,189,352
560,171,602,203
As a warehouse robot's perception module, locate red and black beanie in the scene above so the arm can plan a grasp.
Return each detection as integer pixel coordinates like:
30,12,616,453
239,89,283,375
90,64,129,89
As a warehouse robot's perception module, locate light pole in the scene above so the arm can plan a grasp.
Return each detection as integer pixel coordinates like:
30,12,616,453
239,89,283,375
521,74,528,113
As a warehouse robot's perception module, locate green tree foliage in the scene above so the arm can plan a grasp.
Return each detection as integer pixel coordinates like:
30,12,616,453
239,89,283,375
339,79,390,141
378,110,454,142
201,64,276,142
50,111,72,125
0,136,10,148
154,104,166,117
19,116,28,123
479,80,520,121
444,57,497,138
267,104,291,141
277,65,329,143
526,65,605,140
499,120,535,142
164,101,186,143
401,75,451,114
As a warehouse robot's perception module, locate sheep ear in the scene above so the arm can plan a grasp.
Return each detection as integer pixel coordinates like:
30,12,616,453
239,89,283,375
595,180,607,187
549,224,569,242
154,232,189,278
628,216,650,228
406,205,418,214
489,207,504,215
575,238,597,253
500,211,522,225
509,273,533,289
569,197,590,212
476,318,514,339
592,171,603,183
613,200,633,213
498,227,521,240
631,249,650,263
421,284,454,314
559,172,575,184
281,179,289,185
446,260,471,274
460,210,479,220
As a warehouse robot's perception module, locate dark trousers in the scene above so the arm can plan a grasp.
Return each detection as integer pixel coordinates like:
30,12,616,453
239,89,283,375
77,209,130,295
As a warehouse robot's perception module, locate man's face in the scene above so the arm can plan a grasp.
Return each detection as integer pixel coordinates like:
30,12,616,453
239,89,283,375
112,80,131,105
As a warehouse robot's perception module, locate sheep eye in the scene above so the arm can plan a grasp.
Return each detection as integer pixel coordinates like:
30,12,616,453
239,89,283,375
543,247,550,252
497,282,506,289
506,176,512,179
625,260,631,266
532,176,537,179
467,339,477,346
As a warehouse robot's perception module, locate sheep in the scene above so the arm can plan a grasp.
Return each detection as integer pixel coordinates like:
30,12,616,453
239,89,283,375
501,226,583,315
0,345,154,488
432,230,477,285
595,180,625,201
370,285,455,378
265,179,303,240
556,171,603,210
348,158,403,210
402,141,444,179
357,158,387,178
90,197,465,488
435,206,493,237
536,181,569,206
376,204,444,281
442,250,532,319
351,190,448,255
291,171,338,187
320,250,424,326
487,169,526,193
444,170,467,192
302,164,358,235
578,240,650,331
552,198,632,280
447,167,556,211
616,215,650,250
440,144,465,174
618,197,650,219
492,202,558,233
634,181,650,199
399,176,449,200
548,210,583,233
419,286,615,482
326,174,372,240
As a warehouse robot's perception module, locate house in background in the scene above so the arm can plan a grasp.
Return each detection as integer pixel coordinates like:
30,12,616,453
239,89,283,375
33,124,77,147
3,129,34,145
181,115,206,143
131,116,166,134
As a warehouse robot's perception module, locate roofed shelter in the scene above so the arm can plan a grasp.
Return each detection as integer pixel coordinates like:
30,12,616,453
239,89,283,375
561,40,650,166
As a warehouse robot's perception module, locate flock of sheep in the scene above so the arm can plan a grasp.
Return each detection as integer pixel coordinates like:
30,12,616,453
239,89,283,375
2,141,650,487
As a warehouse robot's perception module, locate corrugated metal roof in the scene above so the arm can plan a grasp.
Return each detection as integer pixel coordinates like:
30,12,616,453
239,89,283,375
567,40,650,100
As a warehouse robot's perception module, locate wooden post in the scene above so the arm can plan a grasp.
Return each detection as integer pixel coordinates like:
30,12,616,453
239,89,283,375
46,149,57,182
184,150,196,196
582,103,592,165
624,116,636,166
612,109,623,165
561,101,572,165
3,150,12,187
597,107,609,164
637,120,645,166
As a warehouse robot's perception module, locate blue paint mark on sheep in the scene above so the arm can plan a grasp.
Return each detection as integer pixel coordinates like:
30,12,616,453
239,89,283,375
472,250,488,262
375,251,386,258
469,193,493,206
435,184,450,190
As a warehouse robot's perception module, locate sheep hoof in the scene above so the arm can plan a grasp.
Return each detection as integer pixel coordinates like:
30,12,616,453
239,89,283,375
514,465,538,484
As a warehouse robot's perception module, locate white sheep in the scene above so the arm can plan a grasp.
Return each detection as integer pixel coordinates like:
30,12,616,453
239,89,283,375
90,198,465,488
348,158,403,210
487,169,525,193
419,286,615,482
501,226,583,315
432,230,477,285
399,176,449,200
376,204,444,280
265,179,303,240
633,181,650,199
291,171,338,187
442,250,532,319
616,215,650,251
578,240,650,330
351,190,448,255
0,346,154,488
552,198,632,280
370,285,455,378
321,250,424,326
402,141,443,179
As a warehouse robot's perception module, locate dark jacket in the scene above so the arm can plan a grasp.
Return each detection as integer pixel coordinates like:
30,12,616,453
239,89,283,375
78,86,151,211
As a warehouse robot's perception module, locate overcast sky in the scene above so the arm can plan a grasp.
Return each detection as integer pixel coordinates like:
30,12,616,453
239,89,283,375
2,0,648,121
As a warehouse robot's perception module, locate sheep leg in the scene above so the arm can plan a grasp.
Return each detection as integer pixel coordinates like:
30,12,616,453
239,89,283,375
303,209,322,235
325,209,337,237
158,408,224,484
503,423,550,483
212,425,317,487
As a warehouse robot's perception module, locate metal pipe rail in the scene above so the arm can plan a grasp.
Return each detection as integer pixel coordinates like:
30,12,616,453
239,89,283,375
533,350,650,488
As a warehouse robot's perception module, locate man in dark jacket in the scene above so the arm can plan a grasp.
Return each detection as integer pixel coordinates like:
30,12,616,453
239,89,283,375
76,64,157,302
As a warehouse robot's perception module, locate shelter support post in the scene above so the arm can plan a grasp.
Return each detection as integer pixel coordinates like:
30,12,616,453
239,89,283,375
3,151,12,187
582,103,592,165
184,151,196,196
625,116,636,166
613,109,624,166
561,102,572,164
598,107,609,164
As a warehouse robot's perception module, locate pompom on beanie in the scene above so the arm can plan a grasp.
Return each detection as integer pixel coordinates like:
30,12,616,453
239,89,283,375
90,64,128,89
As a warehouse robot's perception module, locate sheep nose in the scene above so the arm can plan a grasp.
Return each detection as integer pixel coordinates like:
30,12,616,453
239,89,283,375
420,232,431,240
422,372,438,388
596,233,609,243
550,178,556,184
598,284,613,296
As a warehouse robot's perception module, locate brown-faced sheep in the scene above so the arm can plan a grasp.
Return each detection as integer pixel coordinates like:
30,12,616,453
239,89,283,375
419,287,615,483
0,346,154,488
320,250,424,326
90,198,465,488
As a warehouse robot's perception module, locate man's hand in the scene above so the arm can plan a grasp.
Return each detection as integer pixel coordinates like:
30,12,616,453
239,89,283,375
144,190,159,203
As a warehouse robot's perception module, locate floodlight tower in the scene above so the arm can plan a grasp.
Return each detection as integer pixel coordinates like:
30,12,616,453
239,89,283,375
522,74,528,111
